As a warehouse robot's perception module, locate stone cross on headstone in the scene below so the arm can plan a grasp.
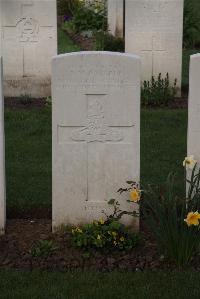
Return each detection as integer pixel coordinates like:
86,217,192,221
125,0,184,91
0,57,6,235
1,0,57,97
141,35,166,76
2,2,54,77
52,52,140,230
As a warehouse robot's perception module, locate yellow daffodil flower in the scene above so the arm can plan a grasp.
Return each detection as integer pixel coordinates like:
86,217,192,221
183,155,197,170
113,240,117,246
130,188,141,202
184,211,200,226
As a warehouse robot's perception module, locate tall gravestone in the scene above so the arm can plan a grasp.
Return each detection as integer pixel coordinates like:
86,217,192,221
0,57,5,235
52,52,140,230
0,0,57,97
187,54,200,163
125,0,183,90
107,0,124,38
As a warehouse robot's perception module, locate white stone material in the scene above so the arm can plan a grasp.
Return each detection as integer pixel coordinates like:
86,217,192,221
52,51,140,230
187,54,200,166
125,0,183,90
1,0,57,97
107,0,124,38
0,57,6,235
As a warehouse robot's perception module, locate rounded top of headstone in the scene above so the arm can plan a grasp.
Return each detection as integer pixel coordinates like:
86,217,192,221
52,51,140,62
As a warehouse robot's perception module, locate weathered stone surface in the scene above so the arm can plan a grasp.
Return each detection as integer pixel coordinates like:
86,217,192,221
107,0,124,38
52,52,140,230
0,57,6,235
187,54,200,164
125,0,183,90
0,0,57,97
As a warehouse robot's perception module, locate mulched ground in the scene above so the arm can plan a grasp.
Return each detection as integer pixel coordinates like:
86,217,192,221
4,97,188,111
0,219,171,272
5,98,46,110
66,30,96,51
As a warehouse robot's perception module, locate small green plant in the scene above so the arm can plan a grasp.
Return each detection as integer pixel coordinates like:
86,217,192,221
45,96,52,107
71,219,140,251
143,155,200,267
30,240,58,257
183,0,200,49
65,3,106,34
95,31,124,52
141,73,177,107
71,181,141,251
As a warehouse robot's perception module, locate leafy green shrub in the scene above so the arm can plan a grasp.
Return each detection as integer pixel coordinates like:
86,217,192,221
57,0,81,16
143,156,200,267
95,31,124,52
183,0,200,49
71,219,140,251
30,240,58,257
66,3,106,33
141,73,177,107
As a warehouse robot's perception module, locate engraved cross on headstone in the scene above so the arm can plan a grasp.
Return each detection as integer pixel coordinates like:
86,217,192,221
141,35,166,76
2,2,54,76
58,93,132,213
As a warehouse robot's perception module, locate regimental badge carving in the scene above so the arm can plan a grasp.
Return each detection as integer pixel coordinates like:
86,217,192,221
17,17,39,42
71,98,123,142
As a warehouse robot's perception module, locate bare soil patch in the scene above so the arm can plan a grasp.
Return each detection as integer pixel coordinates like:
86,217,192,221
0,219,184,272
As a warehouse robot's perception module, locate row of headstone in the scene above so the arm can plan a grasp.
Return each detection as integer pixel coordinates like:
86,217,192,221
0,0,183,97
108,0,184,90
0,49,199,233
0,0,57,97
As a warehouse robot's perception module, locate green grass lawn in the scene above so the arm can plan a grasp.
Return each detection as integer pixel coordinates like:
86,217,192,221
5,108,187,211
0,270,200,298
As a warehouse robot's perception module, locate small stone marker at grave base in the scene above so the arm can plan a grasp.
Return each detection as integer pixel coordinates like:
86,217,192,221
52,52,140,231
0,57,6,235
0,0,57,97
125,0,184,91
187,54,200,164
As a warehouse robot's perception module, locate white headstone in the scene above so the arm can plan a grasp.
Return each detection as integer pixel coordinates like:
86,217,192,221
52,52,140,230
1,0,57,98
125,0,183,90
0,57,5,235
107,0,124,38
187,54,200,163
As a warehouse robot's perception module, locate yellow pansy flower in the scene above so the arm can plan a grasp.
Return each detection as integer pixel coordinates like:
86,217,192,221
184,211,200,226
75,227,83,233
97,234,101,240
120,236,125,242
130,188,141,202
112,231,117,237
99,218,105,225
183,155,197,170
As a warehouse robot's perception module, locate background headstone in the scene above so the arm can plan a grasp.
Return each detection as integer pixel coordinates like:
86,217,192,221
125,0,183,90
1,0,57,97
107,0,124,38
187,53,200,164
0,57,6,235
52,52,140,230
